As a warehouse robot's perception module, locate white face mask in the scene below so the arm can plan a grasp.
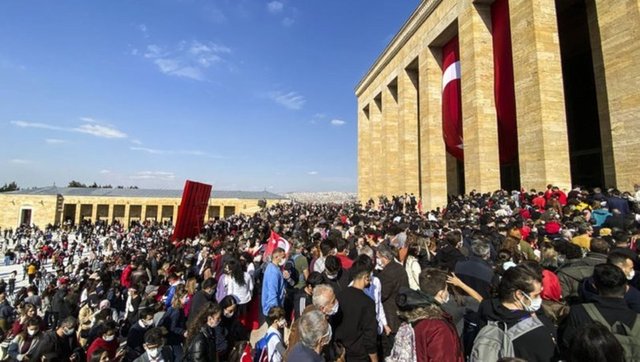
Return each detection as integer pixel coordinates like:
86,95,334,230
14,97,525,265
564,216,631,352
103,334,115,342
521,291,542,312
628,270,635,281
224,311,234,318
277,258,286,267
27,329,38,336
327,301,339,316
277,319,287,329
440,290,450,304
147,348,160,359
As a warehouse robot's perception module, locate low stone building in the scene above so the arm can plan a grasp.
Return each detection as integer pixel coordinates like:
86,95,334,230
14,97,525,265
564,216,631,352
0,186,287,228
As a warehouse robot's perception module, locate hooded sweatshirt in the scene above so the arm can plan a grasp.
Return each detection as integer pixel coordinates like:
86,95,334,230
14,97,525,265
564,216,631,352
477,298,557,362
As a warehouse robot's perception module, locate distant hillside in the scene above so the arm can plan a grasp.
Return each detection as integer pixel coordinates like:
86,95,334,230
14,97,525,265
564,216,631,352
284,192,357,204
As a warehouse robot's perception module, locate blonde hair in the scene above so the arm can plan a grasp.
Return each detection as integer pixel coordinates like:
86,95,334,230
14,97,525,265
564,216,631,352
171,285,188,310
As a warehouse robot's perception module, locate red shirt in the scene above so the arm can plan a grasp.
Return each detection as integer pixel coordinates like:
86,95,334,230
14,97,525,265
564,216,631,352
336,254,353,270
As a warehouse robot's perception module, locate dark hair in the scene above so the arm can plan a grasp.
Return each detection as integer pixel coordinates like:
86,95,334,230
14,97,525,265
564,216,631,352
336,238,348,253
444,231,461,247
419,268,448,297
138,309,155,320
306,272,324,287
143,327,165,346
590,238,610,254
519,260,544,280
219,295,238,310
202,277,217,291
350,254,373,280
593,263,627,297
186,302,221,346
224,258,246,287
325,256,341,274
497,265,541,303
607,250,633,268
569,322,625,362
89,348,108,362
319,239,336,257
266,306,285,325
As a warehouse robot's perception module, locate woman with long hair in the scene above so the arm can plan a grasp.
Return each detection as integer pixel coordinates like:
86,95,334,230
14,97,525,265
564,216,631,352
163,285,188,362
216,258,253,316
183,277,198,318
7,317,42,361
184,302,222,362
216,295,249,361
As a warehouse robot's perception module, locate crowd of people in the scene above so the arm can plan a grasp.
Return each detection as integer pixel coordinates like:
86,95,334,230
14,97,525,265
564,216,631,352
0,184,639,362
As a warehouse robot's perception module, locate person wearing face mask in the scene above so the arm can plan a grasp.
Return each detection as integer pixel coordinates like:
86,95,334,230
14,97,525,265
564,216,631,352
261,248,286,319
86,320,122,361
31,316,81,362
398,268,464,362
7,317,42,361
473,265,557,362
126,310,156,361
133,327,174,362
263,307,287,362
321,256,349,294
184,302,222,362
287,310,331,362
215,295,249,361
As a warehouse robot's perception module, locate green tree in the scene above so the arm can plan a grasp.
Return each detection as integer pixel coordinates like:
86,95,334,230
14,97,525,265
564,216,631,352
68,180,87,188
0,181,19,192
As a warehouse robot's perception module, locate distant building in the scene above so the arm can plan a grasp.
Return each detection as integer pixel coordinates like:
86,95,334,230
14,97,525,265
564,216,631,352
0,186,287,228
356,0,640,210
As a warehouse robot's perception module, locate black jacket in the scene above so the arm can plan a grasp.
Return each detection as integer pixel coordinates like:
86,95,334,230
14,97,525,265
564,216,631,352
478,298,557,362
454,256,496,299
378,261,409,332
560,296,638,353
335,287,378,362
187,290,213,324
185,326,218,362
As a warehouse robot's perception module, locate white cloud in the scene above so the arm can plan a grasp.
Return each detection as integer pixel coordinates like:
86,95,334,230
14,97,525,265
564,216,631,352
308,171,318,175
139,24,148,37
130,146,222,158
282,17,295,27
267,1,284,14
12,120,127,139
73,124,127,139
9,159,32,164
99,169,111,174
45,138,66,144
130,171,176,180
130,139,143,145
330,119,346,126
11,120,63,131
269,91,306,110
140,41,231,81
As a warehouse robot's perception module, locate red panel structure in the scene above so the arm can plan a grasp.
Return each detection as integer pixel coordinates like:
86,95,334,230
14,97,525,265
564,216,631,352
172,180,212,241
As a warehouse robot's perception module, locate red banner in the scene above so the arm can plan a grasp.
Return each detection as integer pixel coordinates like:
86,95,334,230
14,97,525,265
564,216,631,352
172,180,212,241
492,0,519,165
442,36,464,161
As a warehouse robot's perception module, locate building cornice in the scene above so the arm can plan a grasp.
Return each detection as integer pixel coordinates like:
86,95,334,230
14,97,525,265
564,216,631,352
355,0,444,98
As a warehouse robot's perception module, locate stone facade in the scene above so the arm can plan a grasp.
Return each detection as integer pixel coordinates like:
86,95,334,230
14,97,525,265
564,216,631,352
356,0,640,210
0,189,286,228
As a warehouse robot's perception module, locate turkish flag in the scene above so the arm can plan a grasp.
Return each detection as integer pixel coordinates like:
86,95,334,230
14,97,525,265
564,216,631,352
240,343,253,362
442,36,464,160
263,231,290,259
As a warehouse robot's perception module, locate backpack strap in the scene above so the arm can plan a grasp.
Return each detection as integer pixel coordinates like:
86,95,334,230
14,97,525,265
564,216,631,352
507,315,544,341
630,315,640,336
582,303,611,329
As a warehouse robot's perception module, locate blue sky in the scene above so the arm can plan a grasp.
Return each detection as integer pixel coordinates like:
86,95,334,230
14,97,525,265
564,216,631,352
1,0,418,193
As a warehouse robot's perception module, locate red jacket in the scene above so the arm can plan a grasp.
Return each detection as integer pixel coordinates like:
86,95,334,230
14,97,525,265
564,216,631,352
414,314,464,362
121,264,133,289
86,337,118,361
336,254,353,270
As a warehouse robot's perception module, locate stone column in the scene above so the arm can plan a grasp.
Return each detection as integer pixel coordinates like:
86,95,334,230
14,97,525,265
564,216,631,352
383,82,400,197
123,204,130,227
140,204,147,221
172,204,179,224
509,0,572,191
358,105,370,202
371,96,384,200
74,204,81,225
90,205,98,223
589,0,640,192
399,66,420,196
107,204,113,223
419,47,448,210
458,1,501,193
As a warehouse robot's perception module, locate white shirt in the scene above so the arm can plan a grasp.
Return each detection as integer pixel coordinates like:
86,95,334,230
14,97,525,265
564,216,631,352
265,326,285,362
224,272,254,304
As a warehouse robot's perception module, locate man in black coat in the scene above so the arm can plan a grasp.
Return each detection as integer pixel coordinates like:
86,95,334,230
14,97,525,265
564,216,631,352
335,257,378,362
187,277,216,325
376,244,409,357
560,263,639,355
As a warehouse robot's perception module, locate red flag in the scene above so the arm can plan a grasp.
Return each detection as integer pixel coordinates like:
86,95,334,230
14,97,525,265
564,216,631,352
492,0,519,165
417,199,423,215
442,36,464,160
240,343,253,362
263,231,290,259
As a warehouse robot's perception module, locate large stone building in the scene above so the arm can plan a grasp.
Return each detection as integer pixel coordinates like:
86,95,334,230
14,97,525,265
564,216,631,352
356,0,639,210
0,187,286,228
